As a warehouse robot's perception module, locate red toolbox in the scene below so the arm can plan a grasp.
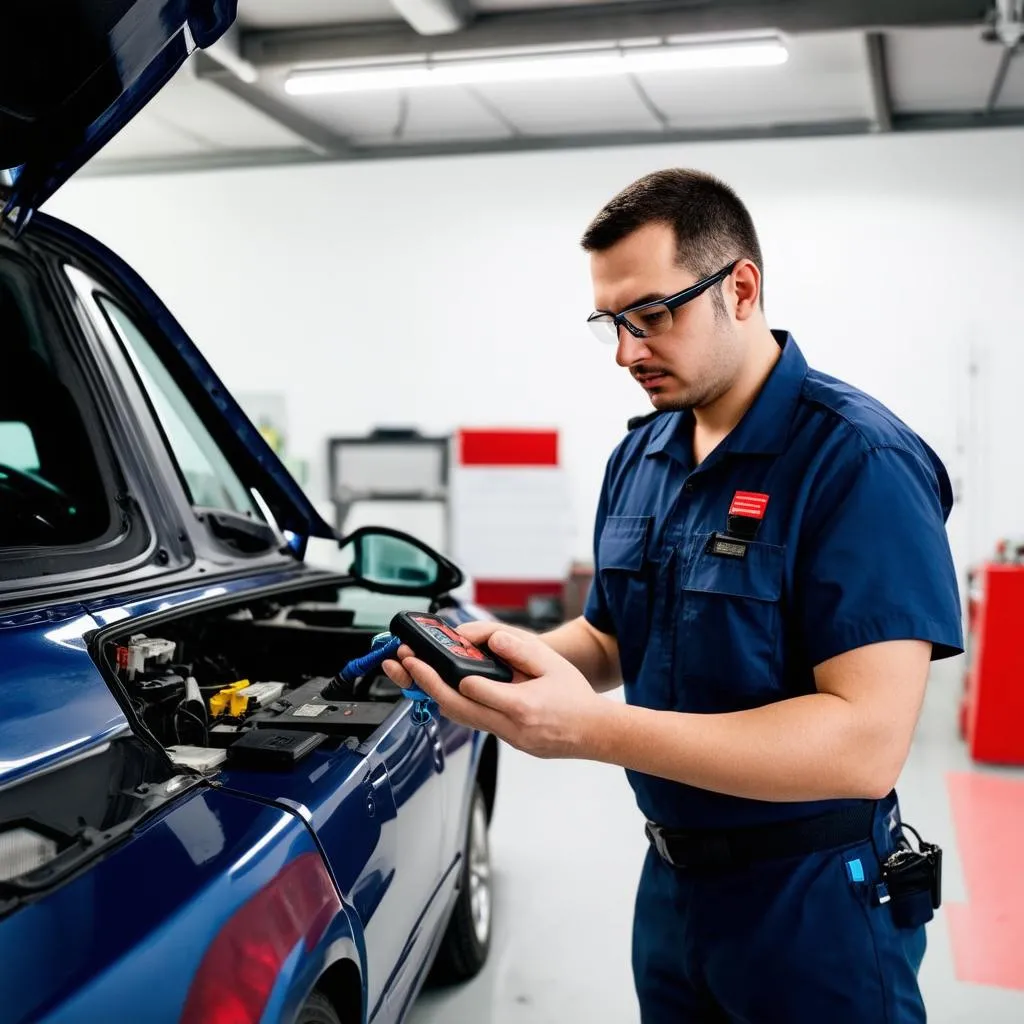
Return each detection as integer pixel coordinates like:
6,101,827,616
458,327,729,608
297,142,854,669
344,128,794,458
960,553,1024,764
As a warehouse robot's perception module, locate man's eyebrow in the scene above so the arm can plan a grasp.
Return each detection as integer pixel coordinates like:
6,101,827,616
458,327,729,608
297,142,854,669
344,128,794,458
594,292,667,314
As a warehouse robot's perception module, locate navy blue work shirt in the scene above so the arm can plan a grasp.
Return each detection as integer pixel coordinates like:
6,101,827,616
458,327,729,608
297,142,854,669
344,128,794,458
584,331,963,829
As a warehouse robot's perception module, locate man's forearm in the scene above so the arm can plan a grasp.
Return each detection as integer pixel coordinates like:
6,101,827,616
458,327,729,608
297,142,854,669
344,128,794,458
542,616,621,693
582,692,896,803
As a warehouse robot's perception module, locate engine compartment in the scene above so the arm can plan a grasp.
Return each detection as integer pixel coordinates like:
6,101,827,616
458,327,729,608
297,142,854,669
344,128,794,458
99,585,423,772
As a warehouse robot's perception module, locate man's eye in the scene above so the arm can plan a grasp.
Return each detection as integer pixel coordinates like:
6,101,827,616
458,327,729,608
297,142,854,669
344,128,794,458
638,308,670,329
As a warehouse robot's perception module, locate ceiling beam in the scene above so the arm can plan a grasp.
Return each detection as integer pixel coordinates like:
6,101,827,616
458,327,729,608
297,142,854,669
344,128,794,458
79,107,1024,180
985,44,1018,110
864,32,893,131
388,0,474,36
242,0,990,68
193,53,353,157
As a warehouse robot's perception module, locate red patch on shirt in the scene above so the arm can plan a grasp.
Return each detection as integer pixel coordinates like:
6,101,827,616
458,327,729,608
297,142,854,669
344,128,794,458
729,491,770,520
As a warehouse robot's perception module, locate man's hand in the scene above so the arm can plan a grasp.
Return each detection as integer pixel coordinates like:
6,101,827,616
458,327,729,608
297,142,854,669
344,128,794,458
455,617,623,694
382,626,610,759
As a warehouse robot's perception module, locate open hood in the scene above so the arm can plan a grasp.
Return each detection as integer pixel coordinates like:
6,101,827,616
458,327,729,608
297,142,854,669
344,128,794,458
0,0,238,227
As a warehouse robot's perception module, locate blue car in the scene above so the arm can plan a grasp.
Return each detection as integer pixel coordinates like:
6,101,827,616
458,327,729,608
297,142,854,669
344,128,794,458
0,4,499,1022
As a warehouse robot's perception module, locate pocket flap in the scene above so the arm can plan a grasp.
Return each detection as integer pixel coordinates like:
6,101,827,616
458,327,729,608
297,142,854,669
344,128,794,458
683,537,784,602
598,516,651,571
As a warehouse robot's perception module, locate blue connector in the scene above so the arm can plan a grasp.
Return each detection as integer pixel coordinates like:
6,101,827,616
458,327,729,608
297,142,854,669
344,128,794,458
338,631,437,724
339,633,402,684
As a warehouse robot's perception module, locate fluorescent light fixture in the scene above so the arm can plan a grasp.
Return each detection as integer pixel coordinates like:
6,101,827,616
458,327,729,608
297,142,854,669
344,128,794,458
285,38,789,96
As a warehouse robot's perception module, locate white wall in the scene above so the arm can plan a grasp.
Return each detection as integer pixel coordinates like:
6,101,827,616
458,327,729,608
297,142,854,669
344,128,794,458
46,128,1024,577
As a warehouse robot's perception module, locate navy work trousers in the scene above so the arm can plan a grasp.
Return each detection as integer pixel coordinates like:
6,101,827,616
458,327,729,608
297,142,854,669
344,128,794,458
632,796,928,1023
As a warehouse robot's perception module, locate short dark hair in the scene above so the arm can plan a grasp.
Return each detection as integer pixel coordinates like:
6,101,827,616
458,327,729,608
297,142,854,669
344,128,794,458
581,168,765,309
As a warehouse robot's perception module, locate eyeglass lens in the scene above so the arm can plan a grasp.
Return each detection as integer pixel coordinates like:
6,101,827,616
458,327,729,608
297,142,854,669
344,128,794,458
588,303,675,344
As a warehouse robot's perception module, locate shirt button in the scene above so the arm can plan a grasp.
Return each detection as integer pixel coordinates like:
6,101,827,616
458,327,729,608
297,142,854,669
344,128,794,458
684,481,694,494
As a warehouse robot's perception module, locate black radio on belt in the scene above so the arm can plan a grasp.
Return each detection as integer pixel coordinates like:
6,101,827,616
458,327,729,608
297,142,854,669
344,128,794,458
706,490,770,559
878,822,943,928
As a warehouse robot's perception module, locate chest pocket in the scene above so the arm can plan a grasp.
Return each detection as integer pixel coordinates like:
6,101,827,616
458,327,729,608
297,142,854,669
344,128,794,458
597,515,653,682
675,535,785,710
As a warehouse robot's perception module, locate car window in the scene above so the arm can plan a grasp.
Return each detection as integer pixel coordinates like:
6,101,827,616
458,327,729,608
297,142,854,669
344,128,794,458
0,265,111,549
96,297,263,520
0,421,41,472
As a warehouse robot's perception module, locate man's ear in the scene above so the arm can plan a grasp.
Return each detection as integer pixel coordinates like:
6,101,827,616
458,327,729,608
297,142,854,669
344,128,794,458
732,260,762,321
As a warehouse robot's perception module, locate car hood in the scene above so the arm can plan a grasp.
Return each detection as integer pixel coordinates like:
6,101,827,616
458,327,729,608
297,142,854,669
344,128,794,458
0,0,237,228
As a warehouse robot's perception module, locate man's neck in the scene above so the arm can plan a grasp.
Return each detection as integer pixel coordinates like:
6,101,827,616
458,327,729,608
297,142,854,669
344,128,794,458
692,327,781,463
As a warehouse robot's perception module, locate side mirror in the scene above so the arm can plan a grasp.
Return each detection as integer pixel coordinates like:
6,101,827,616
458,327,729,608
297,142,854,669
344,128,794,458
338,526,465,597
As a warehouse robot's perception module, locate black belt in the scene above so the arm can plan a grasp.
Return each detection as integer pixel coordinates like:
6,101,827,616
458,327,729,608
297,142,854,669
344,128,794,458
645,801,878,872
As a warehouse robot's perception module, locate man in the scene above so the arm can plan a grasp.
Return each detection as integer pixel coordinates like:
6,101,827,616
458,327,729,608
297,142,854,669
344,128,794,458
384,169,963,1022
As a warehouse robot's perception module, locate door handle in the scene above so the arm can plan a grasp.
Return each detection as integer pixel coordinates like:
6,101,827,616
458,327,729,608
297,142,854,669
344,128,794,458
363,762,390,817
365,762,390,790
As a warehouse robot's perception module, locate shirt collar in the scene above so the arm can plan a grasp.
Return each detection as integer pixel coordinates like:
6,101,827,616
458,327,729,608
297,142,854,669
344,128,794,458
644,330,807,463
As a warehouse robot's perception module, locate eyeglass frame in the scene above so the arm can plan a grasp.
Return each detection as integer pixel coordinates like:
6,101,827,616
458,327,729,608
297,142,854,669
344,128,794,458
586,259,740,340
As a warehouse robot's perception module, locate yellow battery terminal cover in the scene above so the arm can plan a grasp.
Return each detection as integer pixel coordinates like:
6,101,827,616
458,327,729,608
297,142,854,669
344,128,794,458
209,680,250,718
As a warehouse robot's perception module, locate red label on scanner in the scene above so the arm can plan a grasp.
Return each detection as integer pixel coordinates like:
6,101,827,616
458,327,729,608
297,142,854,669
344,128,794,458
413,615,485,660
729,491,770,520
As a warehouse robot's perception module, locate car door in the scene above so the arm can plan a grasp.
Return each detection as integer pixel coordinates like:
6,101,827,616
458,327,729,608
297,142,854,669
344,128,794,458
365,710,451,1021
57,250,451,1021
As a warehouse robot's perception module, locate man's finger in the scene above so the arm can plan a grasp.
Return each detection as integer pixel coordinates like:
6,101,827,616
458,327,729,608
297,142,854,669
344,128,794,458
401,655,510,735
486,628,567,678
382,659,412,688
460,673,526,716
398,654,448,698
454,620,503,643
456,620,532,645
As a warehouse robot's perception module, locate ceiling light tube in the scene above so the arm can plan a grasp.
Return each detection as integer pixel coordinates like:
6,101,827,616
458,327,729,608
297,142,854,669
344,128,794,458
285,38,789,96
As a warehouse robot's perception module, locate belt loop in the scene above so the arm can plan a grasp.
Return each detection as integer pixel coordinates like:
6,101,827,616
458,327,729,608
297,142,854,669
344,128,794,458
645,822,672,865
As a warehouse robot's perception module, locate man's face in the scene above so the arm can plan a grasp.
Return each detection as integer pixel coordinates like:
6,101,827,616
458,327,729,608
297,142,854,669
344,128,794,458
589,221,741,412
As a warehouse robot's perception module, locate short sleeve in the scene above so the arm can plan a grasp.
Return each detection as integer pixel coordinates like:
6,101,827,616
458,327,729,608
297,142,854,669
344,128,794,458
796,444,964,667
583,460,616,636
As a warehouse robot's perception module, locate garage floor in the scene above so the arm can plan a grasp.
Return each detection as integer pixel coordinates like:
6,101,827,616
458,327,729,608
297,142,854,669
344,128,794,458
410,657,1024,1024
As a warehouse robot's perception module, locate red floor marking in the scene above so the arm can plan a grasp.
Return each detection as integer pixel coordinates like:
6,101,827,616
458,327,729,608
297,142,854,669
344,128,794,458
946,772,1024,991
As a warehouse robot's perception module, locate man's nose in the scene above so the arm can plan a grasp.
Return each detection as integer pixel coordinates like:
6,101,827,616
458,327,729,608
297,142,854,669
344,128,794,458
615,326,652,368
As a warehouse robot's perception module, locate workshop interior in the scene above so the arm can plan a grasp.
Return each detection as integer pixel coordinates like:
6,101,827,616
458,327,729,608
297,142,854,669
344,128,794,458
2,1,1024,1022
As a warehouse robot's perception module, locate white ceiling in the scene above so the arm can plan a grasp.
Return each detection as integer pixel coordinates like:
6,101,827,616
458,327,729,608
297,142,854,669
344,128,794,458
887,26,1006,112
631,32,873,130
239,0,635,25
473,0,627,9
100,69,307,160
239,0,395,30
84,2,1024,173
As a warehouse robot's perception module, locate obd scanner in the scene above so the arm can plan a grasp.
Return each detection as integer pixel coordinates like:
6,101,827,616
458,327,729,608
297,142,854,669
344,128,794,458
314,612,514,729
389,612,514,686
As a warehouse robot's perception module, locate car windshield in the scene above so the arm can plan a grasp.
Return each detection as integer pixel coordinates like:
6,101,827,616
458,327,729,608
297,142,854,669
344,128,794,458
0,259,111,549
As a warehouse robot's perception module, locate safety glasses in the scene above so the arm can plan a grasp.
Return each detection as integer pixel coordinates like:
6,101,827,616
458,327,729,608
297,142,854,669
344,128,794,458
586,260,739,344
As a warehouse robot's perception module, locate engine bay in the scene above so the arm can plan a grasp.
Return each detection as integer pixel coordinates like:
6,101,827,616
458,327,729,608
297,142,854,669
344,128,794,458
100,586,427,773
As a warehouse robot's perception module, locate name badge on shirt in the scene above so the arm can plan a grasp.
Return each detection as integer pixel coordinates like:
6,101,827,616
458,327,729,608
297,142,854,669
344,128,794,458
706,533,748,559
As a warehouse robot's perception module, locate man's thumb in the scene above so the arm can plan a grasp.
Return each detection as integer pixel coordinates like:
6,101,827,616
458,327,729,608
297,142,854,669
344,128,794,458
487,628,558,677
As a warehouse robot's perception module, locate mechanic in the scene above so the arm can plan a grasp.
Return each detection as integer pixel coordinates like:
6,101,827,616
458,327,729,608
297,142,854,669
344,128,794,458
384,168,963,1023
